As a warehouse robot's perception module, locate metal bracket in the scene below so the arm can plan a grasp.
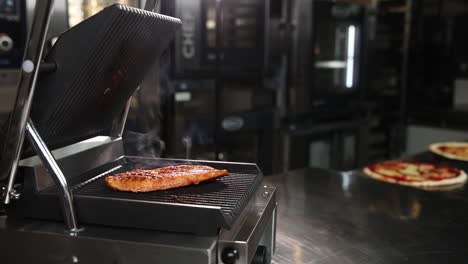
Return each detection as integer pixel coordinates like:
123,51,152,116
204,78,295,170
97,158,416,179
8,189,21,200
1,185,20,201
25,119,82,233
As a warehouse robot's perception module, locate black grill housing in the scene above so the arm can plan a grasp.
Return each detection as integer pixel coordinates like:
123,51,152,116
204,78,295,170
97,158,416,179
13,157,263,235
29,4,181,155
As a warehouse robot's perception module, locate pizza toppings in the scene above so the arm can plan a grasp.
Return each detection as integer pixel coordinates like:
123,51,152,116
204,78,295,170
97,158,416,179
367,161,461,183
363,161,467,189
430,142,468,161
437,146,468,157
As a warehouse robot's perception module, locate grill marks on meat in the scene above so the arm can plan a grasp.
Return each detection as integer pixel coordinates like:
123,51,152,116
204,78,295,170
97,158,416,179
105,165,229,192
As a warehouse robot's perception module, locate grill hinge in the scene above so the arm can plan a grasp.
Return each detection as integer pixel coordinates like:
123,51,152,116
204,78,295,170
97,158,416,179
8,188,21,200
0,185,18,201
1,185,5,200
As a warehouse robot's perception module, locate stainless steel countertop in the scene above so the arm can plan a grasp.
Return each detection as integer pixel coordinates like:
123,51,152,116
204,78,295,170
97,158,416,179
266,151,468,264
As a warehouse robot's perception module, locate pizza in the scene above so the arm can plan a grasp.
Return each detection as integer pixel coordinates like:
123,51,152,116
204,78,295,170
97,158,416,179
363,161,467,189
429,142,468,161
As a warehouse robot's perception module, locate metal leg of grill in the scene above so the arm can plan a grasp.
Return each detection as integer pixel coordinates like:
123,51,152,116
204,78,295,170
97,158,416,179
25,119,82,233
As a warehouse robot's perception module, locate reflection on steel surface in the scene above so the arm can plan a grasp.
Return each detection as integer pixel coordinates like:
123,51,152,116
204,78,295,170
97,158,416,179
265,159,468,263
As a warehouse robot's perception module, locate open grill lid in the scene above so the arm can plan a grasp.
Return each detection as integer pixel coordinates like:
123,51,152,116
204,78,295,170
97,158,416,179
30,4,181,155
0,4,181,181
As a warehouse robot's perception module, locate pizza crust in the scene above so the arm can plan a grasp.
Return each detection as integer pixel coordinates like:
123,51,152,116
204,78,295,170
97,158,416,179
429,142,468,161
363,166,467,189
416,182,466,191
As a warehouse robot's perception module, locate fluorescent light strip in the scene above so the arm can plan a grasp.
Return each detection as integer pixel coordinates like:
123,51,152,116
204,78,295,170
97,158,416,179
346,25,356,88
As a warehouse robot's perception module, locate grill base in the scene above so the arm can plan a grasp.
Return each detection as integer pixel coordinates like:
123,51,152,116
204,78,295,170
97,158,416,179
1,185,276,264
11,156,263,235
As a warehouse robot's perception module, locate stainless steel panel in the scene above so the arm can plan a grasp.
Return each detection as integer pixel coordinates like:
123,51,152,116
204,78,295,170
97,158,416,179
0,216,218,264
19,136,123,192
173,0,202,74
265,156,468,264
218,186,276,264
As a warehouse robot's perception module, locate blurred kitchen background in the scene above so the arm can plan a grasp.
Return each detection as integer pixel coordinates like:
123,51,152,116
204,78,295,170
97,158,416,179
1,0,467,175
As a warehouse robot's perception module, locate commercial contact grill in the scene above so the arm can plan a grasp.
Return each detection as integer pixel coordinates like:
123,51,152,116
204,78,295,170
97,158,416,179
0,1,276,263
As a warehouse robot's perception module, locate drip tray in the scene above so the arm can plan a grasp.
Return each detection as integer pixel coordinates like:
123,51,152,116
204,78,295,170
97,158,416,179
12,157,263,235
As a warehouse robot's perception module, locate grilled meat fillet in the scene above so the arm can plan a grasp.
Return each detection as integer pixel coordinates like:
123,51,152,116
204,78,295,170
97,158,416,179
105,165,229,192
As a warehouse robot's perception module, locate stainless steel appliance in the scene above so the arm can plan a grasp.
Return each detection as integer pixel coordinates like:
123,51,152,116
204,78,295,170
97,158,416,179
286,0,365,119
0,0,26,68
279,0,370,171
162,0,269,79
0,1,276,263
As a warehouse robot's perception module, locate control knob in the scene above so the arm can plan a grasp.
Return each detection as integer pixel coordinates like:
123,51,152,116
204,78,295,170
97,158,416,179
0,34,14,52
221,247,239,264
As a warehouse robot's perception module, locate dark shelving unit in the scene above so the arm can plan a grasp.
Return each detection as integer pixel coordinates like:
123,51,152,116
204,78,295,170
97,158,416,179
365,0,412,162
